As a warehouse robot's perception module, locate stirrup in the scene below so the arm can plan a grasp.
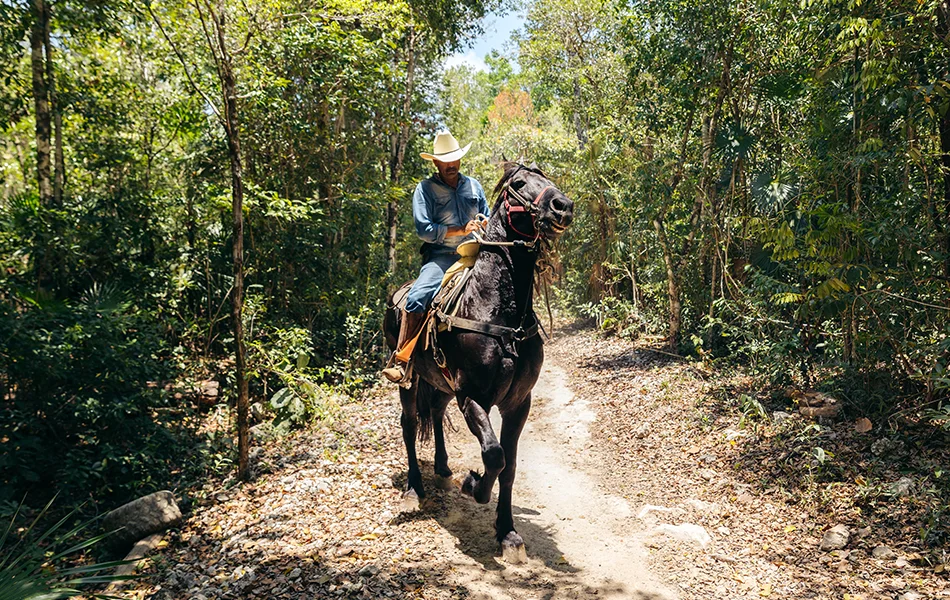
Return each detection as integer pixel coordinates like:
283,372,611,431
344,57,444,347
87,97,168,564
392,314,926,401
383,352,414,388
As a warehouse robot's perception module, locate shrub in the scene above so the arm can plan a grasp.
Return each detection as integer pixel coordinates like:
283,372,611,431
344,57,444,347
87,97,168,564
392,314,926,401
0,291,181,510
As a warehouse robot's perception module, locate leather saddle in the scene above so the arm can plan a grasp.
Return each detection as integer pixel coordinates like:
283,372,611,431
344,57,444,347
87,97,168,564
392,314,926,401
388,238,541,389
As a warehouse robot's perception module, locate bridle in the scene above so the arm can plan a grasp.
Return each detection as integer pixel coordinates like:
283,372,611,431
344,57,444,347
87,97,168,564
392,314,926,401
433,164,565,362
472,166,558,250
503,183,556,241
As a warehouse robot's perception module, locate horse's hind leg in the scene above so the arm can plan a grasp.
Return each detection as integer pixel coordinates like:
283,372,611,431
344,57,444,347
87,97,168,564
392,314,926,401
399,384,425,500
432,393,453,478
459,396,505,504
497,395,531,562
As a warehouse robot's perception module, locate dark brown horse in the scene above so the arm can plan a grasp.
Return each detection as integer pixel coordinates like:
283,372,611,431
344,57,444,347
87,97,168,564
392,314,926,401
384,162,574,560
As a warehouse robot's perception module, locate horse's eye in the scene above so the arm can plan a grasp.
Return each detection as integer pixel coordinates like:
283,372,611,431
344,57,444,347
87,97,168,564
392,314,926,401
511,179,527,191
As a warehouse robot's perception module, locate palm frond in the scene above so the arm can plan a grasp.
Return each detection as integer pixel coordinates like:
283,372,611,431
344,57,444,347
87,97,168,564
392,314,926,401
78,282,129,314
0,499,139,600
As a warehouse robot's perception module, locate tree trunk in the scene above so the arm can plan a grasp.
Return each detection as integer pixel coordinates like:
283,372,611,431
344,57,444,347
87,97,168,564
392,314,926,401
708,247,718,319
940,110,950,279
30,0,52,206
654,213,681,350
630,251,640,313
42,0,64,205
681,44,731,263
385,200,399,274
386,26,415,276
644,111,695,350
592,189,613,299
186,181,197,251
572,79,587,149
213,3,250,482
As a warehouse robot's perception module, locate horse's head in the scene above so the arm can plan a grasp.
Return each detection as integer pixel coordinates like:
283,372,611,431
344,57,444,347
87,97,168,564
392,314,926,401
493,162,574,241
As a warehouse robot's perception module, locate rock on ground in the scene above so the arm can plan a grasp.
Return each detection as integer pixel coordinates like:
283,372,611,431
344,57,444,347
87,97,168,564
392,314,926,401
872,545,897,560
102,490,182,552
888,476,914,497
820,525,850,551
650,523,712,548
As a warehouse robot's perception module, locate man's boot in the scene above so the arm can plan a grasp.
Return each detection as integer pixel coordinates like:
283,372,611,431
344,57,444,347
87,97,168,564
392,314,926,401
382,311,427,383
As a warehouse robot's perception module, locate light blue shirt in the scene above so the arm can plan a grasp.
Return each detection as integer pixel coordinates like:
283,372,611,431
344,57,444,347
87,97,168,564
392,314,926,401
412,173,490,252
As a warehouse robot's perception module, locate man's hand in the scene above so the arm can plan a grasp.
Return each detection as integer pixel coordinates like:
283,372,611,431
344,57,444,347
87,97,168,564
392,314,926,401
464,219,485,234
447,219,486,237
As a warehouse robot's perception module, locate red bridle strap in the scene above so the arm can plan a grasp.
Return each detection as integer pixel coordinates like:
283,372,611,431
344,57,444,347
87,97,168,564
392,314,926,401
504,185,555,239
505,185,555,213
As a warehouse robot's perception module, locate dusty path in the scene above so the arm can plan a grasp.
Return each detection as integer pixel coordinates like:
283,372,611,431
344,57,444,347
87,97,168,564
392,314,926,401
127,325,949,600
132,332,678,600
432,362,676,600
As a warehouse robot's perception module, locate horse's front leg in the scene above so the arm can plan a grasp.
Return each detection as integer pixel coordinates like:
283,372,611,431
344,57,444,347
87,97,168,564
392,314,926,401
399,384,425,500
496,395,530,563
458,396,504,504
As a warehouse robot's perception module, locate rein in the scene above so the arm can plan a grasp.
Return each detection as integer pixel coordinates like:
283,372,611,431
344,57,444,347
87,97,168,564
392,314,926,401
504,184,555,240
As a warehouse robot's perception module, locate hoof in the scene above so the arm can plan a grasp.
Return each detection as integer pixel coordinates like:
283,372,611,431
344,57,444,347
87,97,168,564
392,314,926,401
500,532,527,564
460,470,481,498
435,464,452,478
406,471,425,500
400,488,421,513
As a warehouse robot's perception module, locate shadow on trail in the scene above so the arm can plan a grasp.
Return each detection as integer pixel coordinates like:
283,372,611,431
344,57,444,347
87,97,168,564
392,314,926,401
567,324,950,585
140,533,453,600
391,461,580,575
578,345,696,376
140,451,630,600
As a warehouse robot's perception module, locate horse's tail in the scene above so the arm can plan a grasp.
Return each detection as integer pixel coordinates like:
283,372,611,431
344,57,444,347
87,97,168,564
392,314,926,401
416,379,435,443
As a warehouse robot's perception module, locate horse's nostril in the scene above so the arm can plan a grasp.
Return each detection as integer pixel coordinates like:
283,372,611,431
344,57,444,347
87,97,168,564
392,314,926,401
553,197,572,212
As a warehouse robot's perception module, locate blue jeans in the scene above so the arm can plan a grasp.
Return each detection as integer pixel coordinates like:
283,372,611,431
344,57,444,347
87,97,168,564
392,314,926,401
406,252,458,313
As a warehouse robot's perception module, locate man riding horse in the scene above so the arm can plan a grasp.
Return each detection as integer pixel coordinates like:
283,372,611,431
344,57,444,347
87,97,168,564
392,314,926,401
382,130,488,384
382,129,575,562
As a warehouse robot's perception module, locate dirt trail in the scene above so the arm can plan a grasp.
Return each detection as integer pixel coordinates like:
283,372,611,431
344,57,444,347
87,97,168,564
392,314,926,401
127,332,695,599
432,362,676,600
126,326,950,600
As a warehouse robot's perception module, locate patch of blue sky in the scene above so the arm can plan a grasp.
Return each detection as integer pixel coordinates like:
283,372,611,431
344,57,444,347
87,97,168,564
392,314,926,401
444,6,525,73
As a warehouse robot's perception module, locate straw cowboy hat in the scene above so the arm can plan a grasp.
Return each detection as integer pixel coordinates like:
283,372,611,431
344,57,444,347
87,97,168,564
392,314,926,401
420,130,472,162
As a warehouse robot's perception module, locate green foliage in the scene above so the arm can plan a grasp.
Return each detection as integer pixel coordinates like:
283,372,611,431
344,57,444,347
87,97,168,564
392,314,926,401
0,291,187,508
2,0,949,534
247,321,334,431
737,394,768,428
578,296,654,338
923,403,950,432
505,0,950,414
0,499,136,600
